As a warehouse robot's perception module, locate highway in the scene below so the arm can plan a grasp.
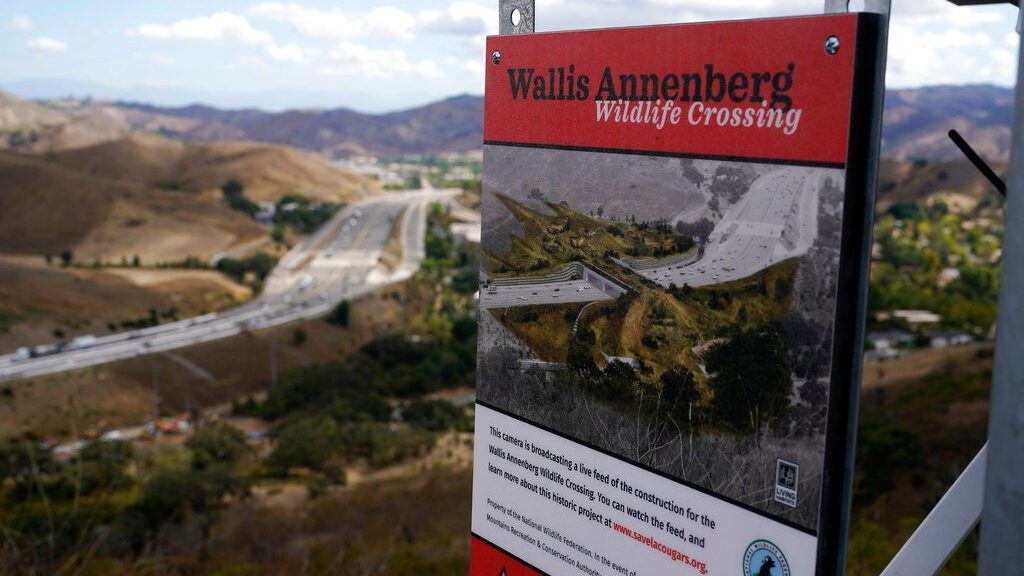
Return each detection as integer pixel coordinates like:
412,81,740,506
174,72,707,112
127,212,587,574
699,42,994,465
624,169,824,288
0,186,461,383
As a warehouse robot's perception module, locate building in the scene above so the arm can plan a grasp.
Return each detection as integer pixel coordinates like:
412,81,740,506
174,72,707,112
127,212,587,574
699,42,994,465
927,330,973,349
867,330,916,353
876,309,943,329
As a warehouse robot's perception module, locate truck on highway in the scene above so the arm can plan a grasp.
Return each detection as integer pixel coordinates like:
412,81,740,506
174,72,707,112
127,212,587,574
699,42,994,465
67,335,97,350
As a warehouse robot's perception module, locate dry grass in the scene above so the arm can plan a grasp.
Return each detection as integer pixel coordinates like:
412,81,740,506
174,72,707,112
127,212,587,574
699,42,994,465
861,344,992,390
0,260,247,351
0,288,406,441
0,134,375,262
489,305,581,363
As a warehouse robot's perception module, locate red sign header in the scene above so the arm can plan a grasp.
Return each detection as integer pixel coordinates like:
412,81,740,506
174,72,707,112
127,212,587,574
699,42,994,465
485,15,862,166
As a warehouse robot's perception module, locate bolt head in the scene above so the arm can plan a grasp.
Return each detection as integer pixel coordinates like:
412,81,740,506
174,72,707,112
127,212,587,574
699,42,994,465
491,50,502,65
825,35,840,55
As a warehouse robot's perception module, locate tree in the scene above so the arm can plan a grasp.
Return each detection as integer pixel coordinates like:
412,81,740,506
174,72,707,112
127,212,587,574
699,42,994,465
221,179,258,217
60,250,74,267
328,300,350,327
271,224,286,243
221,179,244,199
292,327,307,346
268,416,343,478
706,324,793,433
186,422,248,471
660,367,699,406
403,399,464,432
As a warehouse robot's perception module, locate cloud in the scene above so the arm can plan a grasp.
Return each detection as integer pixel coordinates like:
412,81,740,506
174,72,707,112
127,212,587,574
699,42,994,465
420,2,493,36
11,15,32,31
250,3,417,39
886,23,1006,87
320,42,442,78
27,37,67,53
267,43,318,64
127,12,272,44
136,53,176,67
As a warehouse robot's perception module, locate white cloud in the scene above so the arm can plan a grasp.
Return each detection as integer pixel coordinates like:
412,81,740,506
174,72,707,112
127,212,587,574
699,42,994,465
11,15,32,31
136,53,176,67
27,36,67,53
320,42,442,78
420,2,493,36
127,12,272,44
887,23,1004,87
267,43,318,64
250,3,417,39
238,55,268,68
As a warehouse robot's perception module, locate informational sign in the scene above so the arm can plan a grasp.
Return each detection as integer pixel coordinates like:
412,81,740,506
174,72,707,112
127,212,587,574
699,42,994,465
472,13,882,576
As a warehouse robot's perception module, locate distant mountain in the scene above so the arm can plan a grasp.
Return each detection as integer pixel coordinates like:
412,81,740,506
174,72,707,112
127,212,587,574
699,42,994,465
882,85,1014,163
112,94,485,157
109,85,1012,161
3,85,1013,161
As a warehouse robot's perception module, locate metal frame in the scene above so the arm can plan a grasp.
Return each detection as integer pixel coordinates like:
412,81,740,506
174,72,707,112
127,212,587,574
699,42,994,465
977,11,1024,573
881,445,988,575
499,0,534,35
880,2,1022,575
492,0,1022,574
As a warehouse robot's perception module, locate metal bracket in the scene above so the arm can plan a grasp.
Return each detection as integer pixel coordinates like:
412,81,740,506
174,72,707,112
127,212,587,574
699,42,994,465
825,0,892,14
880,445,987,575
499,0,535,35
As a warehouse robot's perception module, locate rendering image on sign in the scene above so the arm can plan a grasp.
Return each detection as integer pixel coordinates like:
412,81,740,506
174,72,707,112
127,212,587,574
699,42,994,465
471,13,882,576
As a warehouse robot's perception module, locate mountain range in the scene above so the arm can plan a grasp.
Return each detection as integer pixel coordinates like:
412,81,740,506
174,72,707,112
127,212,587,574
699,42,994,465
0,85,1014,161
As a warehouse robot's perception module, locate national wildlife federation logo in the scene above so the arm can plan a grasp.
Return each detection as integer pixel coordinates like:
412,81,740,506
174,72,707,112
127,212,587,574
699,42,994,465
743,540,791,576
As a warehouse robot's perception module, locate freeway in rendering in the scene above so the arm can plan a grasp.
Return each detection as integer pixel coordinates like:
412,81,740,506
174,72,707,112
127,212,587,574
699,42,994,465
625,169,824,288
0,186,465,383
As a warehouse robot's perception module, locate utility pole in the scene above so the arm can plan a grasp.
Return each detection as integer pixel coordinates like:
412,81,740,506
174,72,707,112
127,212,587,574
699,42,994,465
151,359,160,420
269,330,278,389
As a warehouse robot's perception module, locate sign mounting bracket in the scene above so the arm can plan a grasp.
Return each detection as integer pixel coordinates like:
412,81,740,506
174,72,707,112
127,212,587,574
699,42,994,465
499,0,534,35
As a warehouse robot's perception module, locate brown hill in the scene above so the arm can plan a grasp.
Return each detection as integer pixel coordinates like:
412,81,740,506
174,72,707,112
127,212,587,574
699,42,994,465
0,90,131,152
110,86,1012,161
882,85,1014,163
877,158,1008,212
0,134,373,262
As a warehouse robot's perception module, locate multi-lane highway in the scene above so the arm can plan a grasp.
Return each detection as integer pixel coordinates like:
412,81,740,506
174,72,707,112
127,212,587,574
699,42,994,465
0,187,461,383
623,169,825,288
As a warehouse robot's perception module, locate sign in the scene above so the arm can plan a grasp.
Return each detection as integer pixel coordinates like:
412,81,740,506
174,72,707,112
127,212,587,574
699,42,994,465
472,13,882,576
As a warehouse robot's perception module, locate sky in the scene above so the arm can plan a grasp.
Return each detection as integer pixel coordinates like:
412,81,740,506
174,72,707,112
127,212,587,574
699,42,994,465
0,0,1019,113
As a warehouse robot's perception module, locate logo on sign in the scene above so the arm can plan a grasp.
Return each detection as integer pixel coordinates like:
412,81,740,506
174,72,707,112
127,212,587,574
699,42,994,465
743,540,791,576
774,459,799,508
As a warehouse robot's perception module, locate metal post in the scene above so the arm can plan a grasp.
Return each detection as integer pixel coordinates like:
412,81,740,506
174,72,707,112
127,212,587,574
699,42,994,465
977,16,1024,574
499,0,534,35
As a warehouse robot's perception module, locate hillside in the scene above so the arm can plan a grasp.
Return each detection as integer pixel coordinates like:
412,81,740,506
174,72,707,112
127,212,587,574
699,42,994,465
0,90,131,152
882,85,1014,163
107,86,1014,161
0,134,372,262
113,93,484,156
876,158,1008,212
4,85,1012,160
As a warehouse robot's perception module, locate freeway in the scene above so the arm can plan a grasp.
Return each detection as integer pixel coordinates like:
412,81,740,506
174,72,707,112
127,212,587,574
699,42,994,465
0,187,460,383
627,169,824,288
